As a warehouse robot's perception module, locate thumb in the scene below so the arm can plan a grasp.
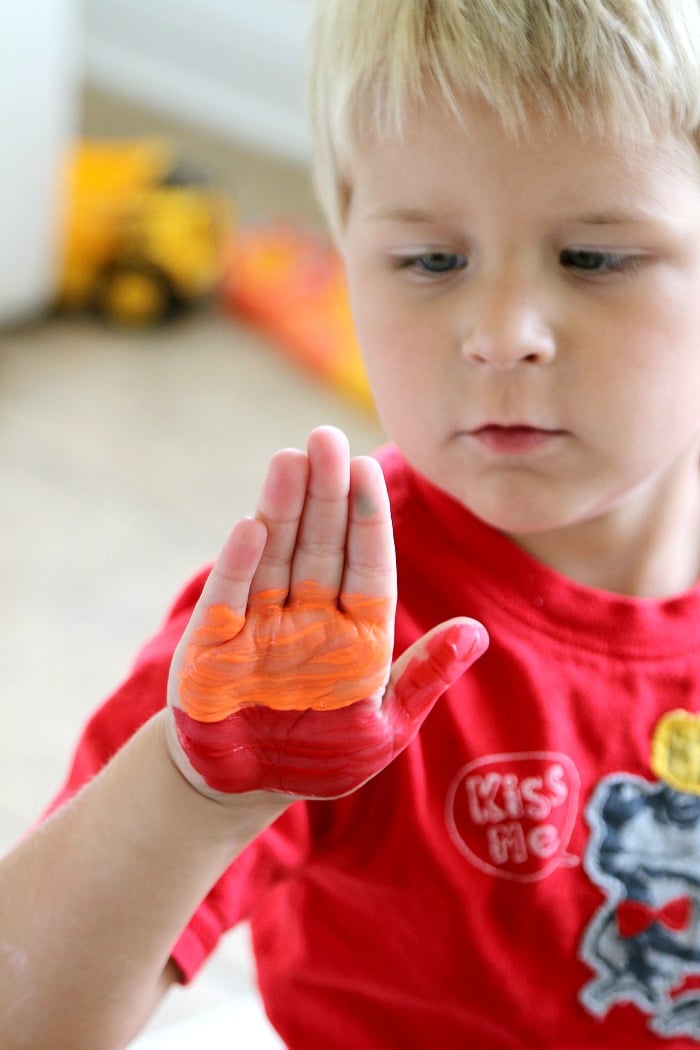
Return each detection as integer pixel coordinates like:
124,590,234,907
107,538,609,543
383,618,489,753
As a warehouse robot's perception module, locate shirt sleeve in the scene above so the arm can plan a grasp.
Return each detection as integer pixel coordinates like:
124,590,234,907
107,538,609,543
40,566,314,983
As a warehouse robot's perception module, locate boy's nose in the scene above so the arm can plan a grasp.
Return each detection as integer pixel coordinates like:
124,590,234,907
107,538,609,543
460,279,556,369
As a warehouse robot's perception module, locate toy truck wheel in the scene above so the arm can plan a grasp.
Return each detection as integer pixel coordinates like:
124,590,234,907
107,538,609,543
92,260,176,327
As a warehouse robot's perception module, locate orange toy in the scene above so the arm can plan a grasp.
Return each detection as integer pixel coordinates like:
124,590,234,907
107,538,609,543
222,222,373,409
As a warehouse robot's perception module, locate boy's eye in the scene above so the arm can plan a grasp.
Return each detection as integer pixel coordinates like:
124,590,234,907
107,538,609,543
559,249,638,275
401,252,467,276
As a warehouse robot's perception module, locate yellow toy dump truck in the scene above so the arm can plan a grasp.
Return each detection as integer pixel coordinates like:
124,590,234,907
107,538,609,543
57,139,230,326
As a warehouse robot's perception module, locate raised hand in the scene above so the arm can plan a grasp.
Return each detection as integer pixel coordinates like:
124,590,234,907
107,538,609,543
166,427,487,800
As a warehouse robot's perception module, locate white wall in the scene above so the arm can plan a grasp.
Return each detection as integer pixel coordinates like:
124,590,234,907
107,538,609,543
83,0,313,163
0,0,80,322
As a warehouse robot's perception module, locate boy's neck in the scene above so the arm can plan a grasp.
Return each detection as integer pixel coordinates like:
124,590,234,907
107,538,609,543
510,458,700,599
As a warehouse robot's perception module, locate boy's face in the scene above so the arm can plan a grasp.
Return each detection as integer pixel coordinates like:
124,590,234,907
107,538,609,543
340,93,700,556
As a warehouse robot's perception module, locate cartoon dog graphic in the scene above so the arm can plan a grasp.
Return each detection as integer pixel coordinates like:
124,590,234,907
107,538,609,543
581,711,700,1039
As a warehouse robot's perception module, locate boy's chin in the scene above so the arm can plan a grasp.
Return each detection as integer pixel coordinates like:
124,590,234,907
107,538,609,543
452,490,581,545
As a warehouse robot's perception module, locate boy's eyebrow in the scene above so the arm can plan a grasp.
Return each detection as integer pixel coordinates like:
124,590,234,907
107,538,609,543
365,206,439,224
570,210,649,226
366,206,656,226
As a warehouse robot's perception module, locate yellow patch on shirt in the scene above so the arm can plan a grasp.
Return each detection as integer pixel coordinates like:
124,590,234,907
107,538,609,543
651,710,700,796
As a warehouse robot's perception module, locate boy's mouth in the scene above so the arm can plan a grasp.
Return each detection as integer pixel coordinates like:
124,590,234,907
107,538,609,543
468,424,564,454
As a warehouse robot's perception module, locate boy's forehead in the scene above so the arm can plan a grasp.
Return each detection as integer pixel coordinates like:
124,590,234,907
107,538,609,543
349,91,700,219
368,87,693,159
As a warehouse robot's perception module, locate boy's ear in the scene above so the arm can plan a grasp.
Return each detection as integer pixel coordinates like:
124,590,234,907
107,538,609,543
324,180,353,249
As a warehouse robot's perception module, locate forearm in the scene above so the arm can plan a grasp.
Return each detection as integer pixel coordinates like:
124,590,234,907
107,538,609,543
0,711,289,1050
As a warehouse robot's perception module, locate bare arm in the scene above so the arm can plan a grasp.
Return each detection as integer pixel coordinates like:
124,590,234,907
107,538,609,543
0,713,289,1049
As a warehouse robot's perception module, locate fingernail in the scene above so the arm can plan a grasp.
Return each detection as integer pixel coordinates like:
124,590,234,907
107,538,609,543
442,621,489,662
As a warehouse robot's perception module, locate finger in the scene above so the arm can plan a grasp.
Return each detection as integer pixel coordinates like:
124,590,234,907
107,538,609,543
172,515,267,669
289,426,351,598
249,446,309,601
198,516,267,612
383,618,489,751
340,455,396,611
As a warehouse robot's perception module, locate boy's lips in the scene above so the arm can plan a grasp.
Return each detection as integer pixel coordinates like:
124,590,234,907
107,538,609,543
467,424,565,454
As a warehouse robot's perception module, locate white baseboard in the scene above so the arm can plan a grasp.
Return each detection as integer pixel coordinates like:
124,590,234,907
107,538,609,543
83,0,313,163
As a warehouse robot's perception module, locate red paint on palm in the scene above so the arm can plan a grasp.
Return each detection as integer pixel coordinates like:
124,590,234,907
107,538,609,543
173,621,488,798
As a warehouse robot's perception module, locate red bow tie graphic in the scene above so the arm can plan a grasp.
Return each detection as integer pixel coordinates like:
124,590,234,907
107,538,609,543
616,896,692,939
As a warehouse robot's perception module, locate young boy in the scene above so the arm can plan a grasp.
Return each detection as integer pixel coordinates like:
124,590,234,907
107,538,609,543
4,1,700,1046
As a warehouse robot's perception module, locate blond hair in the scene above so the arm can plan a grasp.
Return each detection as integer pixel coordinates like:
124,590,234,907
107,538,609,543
308,0,700,237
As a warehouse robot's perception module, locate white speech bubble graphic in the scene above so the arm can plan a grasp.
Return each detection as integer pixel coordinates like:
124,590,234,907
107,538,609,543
445,751,581,882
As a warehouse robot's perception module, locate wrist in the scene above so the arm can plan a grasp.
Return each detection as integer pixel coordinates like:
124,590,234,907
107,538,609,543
158,710,292,849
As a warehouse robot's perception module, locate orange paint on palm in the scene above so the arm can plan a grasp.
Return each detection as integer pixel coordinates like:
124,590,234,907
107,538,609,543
179,581,393,722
